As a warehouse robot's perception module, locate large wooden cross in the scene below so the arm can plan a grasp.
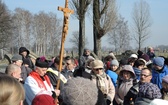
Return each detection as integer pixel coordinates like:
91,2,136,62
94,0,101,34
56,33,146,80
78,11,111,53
55,1,74,104
56,0,74,90
58,0,74,41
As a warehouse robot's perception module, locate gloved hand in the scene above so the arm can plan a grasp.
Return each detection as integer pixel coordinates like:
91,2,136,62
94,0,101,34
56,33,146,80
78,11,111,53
106,99,111,105
119,102,123,105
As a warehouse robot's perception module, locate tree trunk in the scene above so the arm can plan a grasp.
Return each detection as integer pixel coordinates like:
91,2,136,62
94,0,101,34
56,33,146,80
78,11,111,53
93,0,101,59
78,0,86,66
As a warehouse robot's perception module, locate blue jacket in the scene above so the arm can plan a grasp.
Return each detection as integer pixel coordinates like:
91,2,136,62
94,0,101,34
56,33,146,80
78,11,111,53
133,67,141,80
106,70,118,87
151,65,168,89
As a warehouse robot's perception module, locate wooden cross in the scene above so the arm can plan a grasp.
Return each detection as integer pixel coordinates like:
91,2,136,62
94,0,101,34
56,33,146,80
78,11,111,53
56,0,74,95
58,0,74,41
55,1,74,105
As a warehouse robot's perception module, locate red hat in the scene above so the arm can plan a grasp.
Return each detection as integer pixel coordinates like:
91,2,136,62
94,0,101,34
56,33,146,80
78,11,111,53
32,94,55,105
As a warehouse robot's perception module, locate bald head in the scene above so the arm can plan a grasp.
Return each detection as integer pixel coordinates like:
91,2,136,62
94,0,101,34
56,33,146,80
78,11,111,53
5,64,21,79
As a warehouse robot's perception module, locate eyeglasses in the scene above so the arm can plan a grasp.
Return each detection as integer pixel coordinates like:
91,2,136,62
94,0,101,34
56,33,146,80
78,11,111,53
94,68,103,71
140,74,151,77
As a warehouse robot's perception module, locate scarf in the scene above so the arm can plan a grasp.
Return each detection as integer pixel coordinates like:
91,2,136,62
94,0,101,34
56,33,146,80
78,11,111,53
29,71,51,90
91,71,108,94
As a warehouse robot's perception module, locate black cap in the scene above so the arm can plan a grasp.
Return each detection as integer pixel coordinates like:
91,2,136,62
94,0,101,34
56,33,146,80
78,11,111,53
35,56,49,68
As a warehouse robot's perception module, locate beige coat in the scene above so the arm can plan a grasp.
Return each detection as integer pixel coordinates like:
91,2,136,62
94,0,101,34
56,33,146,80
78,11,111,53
91,73,115,105
115,65,136,105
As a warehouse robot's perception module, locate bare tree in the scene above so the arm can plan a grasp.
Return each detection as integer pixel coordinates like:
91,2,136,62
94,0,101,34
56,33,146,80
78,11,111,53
0,1,12,49
132,0,152,50
69,31,89,51
93,0,117,58
47,12,62,56
32,12,61,56
70,0,91,66
33,12,50,55
108,15,131,54
12,8,32,49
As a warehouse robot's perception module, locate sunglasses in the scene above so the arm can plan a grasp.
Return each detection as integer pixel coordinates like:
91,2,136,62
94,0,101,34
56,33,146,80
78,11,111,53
140,74,151,77
94,68,103,71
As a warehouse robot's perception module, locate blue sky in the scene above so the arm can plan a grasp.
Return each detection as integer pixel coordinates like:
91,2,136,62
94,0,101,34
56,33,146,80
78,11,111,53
3,0,168,50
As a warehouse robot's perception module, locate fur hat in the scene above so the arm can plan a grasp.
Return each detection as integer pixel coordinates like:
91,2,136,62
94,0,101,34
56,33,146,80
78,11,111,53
62,77,98,105
120,65,135,78
138,82,162,100
32,94,55,105
110,59,119,67
162,75,168,84
153,57,165,67
11,54,22,61
19,47,30,55
35,56,49,68
91,60,104,69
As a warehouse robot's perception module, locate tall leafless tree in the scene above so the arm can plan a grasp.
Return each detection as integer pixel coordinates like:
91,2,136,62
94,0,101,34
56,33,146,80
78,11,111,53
70,0,91,66
0,1,12,49
47,12,62,56
33,12,51,55
32,12,61,56
12,8,32,49
93,0,117,58
108,16,131,54
69,31,89,51
132,0,152,50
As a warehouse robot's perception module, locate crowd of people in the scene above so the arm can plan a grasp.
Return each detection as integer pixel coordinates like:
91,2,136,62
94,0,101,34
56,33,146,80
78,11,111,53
0,46,168,105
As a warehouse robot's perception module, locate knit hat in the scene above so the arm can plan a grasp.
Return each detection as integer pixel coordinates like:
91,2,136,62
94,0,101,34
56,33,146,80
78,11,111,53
23,59,30,65
129,54,138,59
138,58,147,66
119,58,127,65
137,50,143,58
11,54,22,61
162,75,168,84
85,56,95,68
32,94,55,105
108,52,116,59
149,99,168,105
87,56,95,60
138,82,162,100
110,59,119,67
153,57,165,67
84,48,90,52
35,56,49,68
91,60,104,69
19,47,30,55
140,54,150,62
62,77,98,105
